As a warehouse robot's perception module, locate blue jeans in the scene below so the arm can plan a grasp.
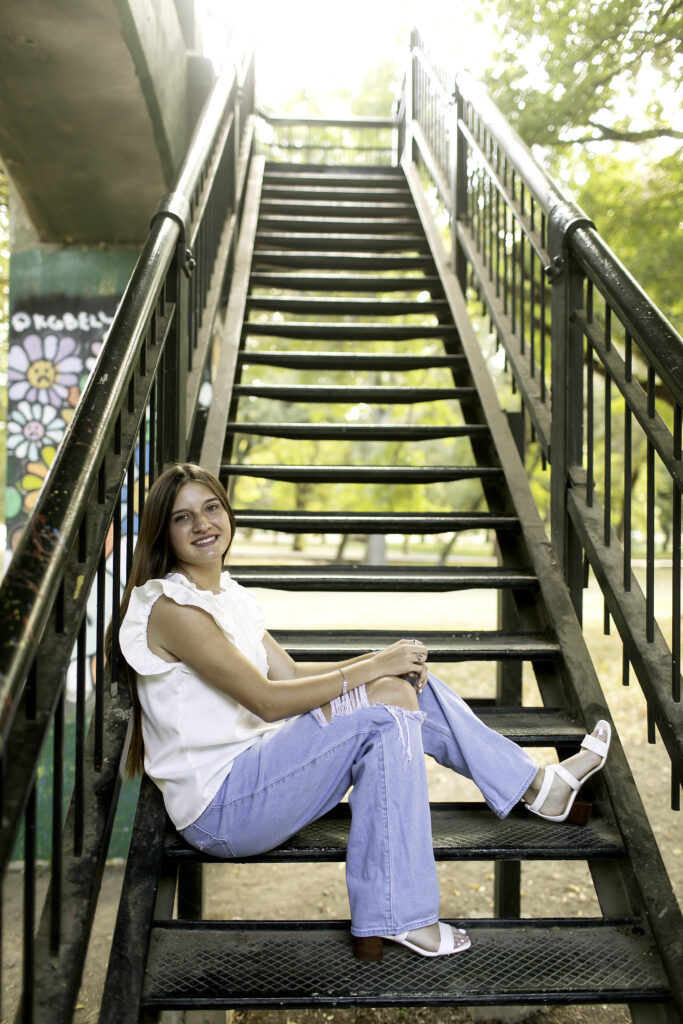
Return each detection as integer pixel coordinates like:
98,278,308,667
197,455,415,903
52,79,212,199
180,673,537,937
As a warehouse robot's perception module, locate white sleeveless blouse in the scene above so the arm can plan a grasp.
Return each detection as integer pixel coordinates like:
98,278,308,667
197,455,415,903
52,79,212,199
119,571,283,829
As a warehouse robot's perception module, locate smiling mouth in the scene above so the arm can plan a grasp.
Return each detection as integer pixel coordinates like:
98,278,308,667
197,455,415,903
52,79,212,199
193,535,219,547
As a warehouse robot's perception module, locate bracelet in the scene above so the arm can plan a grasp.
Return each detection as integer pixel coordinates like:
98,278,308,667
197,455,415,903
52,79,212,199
338,668,349,697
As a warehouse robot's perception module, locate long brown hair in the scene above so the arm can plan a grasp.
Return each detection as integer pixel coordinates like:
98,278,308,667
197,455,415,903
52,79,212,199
105,463,236,777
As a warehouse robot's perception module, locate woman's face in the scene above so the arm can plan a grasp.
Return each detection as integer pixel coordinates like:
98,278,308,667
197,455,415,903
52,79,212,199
167,481,232,571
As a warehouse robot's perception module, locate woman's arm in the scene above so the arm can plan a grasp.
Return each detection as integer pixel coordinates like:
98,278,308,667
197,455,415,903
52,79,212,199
263,632,375,682
147,597,428,723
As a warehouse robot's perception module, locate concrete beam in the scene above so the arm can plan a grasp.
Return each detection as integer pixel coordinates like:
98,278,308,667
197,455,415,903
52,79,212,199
0,0,194,244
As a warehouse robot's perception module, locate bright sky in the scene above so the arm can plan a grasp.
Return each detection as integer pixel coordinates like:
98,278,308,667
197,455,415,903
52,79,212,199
196,1,496,111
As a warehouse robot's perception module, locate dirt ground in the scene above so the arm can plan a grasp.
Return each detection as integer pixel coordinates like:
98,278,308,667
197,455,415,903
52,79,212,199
3,577,681,1024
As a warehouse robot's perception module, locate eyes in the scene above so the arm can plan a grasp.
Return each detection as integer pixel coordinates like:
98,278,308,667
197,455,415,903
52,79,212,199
172,501,223,525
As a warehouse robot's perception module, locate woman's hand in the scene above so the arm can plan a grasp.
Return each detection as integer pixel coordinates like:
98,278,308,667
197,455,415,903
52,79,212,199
367,639,429,685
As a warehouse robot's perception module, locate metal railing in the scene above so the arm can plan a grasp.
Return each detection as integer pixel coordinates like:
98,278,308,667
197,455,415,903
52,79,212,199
397,29,682,805
257,111,396,165
0,38,255,1024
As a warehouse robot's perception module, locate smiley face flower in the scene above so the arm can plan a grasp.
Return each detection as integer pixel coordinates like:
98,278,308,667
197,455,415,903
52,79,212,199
7,400,66,462
8,333,83,406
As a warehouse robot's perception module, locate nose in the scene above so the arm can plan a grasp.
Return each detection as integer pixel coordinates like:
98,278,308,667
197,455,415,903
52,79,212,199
193,512,210,532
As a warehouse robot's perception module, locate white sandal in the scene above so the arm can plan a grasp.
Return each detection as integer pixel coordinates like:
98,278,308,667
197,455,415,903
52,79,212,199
526,720,611,823
354,922,471,961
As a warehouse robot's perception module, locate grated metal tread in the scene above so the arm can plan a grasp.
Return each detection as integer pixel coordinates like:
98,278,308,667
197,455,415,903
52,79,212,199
142,919,669,1009
225,465,501,484
261,186,412,200
237,351,467,370
257,201,419,218
246,296,446,315
255,232,430,252
229,564,538,591
231,385,473,404
226,424,491,442
248,272,444,292
163,801,622,863
251,252,435,270
257,216,423,233
233,509,515,531
243,320,454,340
267,628,560,661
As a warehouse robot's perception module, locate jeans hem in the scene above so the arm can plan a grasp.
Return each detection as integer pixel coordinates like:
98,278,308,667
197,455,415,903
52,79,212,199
351,915,439,938
496,762,539,819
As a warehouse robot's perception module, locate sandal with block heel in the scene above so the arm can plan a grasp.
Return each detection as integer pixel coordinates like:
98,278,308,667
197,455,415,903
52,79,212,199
525,720,611,824
354,922,471,961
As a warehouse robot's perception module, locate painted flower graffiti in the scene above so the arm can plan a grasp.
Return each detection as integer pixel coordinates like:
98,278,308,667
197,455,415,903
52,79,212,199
8,333,83,406
7,401,66,463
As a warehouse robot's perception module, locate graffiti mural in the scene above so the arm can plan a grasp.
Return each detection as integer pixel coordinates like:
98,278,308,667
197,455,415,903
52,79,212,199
5,298,115,557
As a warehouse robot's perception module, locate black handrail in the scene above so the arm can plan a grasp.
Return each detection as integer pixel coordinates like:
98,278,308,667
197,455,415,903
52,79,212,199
0,34,255,1024
396,33,683,793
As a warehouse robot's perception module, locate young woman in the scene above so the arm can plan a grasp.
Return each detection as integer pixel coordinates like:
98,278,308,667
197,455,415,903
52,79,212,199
115,463,611,961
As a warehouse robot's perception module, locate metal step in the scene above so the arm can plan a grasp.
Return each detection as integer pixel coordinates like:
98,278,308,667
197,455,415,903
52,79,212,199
264,168,407,185
229,565,538,592
251,252,435,271
245,296,449,315
255,232,430,252
257,216,423,234
232,384,475,403
261,186,412,201
142,919,669,1010
237,351,466,371
233,509,515,532
243,321,456,340
163,800,621,863
258,199,419,218
225,464,502,484
226,423,490,442
249,273,444,293
267,629,560,662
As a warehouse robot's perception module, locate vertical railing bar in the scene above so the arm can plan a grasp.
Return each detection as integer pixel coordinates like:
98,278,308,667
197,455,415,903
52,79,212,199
138,410,147,525
604,310,612,549
74,619,86,856
150,383,158,481
23,783,37,1024
50,688,64,954
587,339,594,507
624,404,632,592
519,232,526,357
95,552,105,772
540,263,547,403
673,402,681,702
530,250,536,377
126,457,135,578
511,213,517,336
111,495,122,699
646,365,656,643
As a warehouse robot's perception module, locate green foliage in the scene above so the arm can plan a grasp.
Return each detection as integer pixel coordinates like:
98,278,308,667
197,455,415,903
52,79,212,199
484,0,682,147
560,148,683,328
478,0,683,335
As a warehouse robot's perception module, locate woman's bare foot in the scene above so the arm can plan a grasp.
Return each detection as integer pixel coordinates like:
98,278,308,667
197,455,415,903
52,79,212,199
523,722,611,819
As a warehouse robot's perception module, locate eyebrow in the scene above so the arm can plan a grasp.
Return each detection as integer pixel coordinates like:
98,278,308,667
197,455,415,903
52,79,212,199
171,498,220,515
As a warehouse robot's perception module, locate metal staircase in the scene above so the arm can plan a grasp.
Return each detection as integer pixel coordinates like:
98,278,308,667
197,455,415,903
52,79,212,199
1,32,681,1024
99,162,676,1020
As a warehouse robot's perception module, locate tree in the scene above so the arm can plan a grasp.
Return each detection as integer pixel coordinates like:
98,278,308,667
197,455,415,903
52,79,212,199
484,0,682,147
478,0,683,336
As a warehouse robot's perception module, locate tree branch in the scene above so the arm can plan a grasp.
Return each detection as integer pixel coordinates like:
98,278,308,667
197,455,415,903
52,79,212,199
559,121,683,144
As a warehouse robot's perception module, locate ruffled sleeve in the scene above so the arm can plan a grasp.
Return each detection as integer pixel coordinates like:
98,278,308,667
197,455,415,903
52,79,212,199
119,576,238,677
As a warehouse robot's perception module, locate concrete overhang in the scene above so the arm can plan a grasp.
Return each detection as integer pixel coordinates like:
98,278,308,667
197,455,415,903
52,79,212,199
0,0,195,245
